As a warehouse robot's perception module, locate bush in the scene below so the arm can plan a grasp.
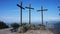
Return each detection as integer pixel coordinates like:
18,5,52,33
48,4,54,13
0,21,9,29
22,23,27,26
11,23,20,28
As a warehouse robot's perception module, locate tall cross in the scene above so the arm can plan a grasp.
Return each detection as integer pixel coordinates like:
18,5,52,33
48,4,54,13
25,4,34,24
17,1,25,26
58,6,60,16
37,6,48,26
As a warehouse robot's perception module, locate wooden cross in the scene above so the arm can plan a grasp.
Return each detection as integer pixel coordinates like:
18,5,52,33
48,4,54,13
58,6,60,16
25,4,34,24
37,6,48,26
17,1,25,26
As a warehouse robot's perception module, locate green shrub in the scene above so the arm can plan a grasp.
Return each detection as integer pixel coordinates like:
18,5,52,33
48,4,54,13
0,21,9,29
11,23,20,28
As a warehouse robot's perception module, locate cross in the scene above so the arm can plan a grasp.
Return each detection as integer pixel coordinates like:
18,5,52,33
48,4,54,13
25,4,34,24
37,6,48,26
17,1,25,26
58,6,60,16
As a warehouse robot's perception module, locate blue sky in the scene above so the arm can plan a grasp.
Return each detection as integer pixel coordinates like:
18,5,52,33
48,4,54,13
0,0,60,23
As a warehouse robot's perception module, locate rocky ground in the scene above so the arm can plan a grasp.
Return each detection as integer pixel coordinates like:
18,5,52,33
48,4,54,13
0,28,54,34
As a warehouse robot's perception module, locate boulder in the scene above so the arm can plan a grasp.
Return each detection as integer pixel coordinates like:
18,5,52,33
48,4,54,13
17,26,28,33
40,25,46,30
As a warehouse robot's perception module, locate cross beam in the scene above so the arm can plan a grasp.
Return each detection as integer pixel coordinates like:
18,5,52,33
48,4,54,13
25,4,34,24
37,6,48,25
17,1,25,26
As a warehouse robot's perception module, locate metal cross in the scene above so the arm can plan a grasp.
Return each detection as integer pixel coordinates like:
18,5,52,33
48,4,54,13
25,4,34,24
37,6,48,26
17,1,25,26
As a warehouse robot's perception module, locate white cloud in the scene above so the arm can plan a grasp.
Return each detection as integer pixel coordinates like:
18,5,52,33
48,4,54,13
47,17,60,21
0,16,20,23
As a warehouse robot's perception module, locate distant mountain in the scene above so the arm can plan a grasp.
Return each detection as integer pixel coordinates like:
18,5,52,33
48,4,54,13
46,21,60,29
54,22,60,29
47,21,60,24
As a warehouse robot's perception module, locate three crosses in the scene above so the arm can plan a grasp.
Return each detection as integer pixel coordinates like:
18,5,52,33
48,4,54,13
17,1,48,26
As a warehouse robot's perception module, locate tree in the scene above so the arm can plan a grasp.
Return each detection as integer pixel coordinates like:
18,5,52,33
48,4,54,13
11,23,20,28
0,21,9,29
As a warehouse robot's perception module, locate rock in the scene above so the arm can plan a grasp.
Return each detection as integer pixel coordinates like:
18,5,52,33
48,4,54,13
25,24,40,30
17,24,46,33
40,25,46,30
17,26,28,33
18,26,23,33
10,28,18,32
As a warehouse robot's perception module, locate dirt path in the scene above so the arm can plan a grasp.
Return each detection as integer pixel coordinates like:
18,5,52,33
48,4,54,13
0,29,54,34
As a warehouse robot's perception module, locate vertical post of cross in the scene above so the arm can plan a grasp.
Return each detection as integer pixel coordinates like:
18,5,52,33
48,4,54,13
25,4,34,24
37,6,48,26
17,0,25,26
